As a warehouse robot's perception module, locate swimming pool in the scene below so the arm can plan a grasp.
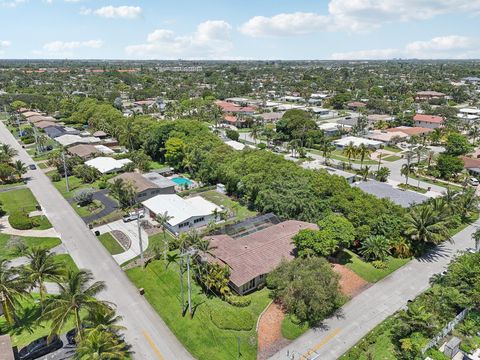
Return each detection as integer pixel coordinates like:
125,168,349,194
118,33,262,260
171,177,193,186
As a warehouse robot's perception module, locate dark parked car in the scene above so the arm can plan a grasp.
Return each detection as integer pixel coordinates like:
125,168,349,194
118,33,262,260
66,328,77,345
28,164,36,170
18,335,63,360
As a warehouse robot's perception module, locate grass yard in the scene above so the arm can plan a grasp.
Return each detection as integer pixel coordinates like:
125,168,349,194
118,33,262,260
126,259,271,360
382,146,402,153
383,155,402,162
0,188,52,230
309,149,378,165
199,190,257,222
49,173,99,199
397,183,428,194
98,232,124,255
53,254,78,273
338,250,411,283
281,315,309,340
409,173,462,192
0,234,61,260
37,162,48,169
0,180,24,189
0,294,78,348
149,161,166,170
73,199,104,217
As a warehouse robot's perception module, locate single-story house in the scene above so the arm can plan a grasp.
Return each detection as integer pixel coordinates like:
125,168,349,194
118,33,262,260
85,157,132,174
256,112,284,123
353,180,428,207
109,172,167,200
34,120,57,129
365,130,409,145
413,114,444,129
44,126,66,138
333,136,382,149
142,194,221,234
386,126,433,137
459,108,480,121
143,172,177,193
21,111,41,119
347,101,367,110
204,220,317,295
319,122,343,136
92,130,108,139
222,115,247,128
462,156,480,175
27,115,57,124
415,91,446,102
67,144,114,160
301,160,357,184
55,134,101,147
367,114,394,124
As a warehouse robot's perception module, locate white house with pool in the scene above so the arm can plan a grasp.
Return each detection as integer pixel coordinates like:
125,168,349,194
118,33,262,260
142,194,222,235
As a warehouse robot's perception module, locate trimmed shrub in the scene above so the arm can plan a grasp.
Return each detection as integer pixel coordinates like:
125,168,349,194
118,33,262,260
371,260,388,269
73,188,95,206
9,211,33,230
211,307,254,331
225,295,251,307
51,172,61,182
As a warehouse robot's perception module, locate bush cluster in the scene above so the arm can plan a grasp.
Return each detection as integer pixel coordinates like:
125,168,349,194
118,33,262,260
225,295,251,307
9,211,34,230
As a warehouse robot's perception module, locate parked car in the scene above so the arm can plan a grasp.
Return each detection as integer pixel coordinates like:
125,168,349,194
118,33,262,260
18,335,63,360
28,164,37,170
122,211,144,223
469,177,479,186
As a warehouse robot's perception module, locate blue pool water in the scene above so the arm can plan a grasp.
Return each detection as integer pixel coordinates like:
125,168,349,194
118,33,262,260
171,177,193,186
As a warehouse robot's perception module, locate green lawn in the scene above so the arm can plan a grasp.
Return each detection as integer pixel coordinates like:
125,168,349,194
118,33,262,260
383,155,402,162
37,162,48,169
382,146,402,153
53,254,78,273
0,234,61,260
337,250,411,283
149,161,166,170
281,315,309,340
98,232,124,255
310,149,378,165
126,259,272,360
409,173,462,192
397,183,428,194
0,181,24,189
73,199,104,217
199,190,257,222
0,294,78,348
0,188,52,230
49,173,99,199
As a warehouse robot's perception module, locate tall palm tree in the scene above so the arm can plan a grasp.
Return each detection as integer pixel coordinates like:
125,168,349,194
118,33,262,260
405,205,451,245
84,307,126,334
41,269,109,342
74,328,130,360
342,142,357,166
12,160,27,180
401,163,414,185
455,187,479,222
250,125,260,145
156,211,173,261
319,139,335,165
21,248,63,309
0,259,28,325
357,143,373,169
1,144,18,160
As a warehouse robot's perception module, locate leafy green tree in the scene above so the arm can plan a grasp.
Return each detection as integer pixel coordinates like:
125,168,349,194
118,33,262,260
376,167,391,182
0,259,28,325
454,187,479,222
436,153,464,179
22,248,63,309
225,129,239,141
10,100,28,111
165,137,186,169
74,164,101,184
445,133,473,156
0,163,15,183
276,109,318,144
74,327,130,360
360,235,391,261
41,269,110,342
267,257,344,324
108,179,136,210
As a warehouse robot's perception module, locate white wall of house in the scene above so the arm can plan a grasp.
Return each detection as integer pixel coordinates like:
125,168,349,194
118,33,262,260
413,120,442,129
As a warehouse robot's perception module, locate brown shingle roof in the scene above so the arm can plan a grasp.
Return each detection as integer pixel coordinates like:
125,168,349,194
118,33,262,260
67,144,101,158
34,120,57,129
205,220,317,288
109,172,159,193
462,156,480,169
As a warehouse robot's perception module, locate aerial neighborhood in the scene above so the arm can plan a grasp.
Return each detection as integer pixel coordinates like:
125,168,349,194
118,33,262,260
0,3,480,360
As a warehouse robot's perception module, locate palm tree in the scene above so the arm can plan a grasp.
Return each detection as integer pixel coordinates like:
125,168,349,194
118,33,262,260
21,248,63,309
342,142,357,166
0,144,18,163
319,139,335,165
41,269,110,342
360,235,391,261
375,167,390,182
469,125,480,144
472,228,480,252
156,211,173,261
12,160,27,180
376,152,383,172
0,259,28,325
359,165,370,181
166,252,185,312
84,307,126,334
426,150,435,170
405,205,451,245
415,145,427,165
74,328,130,360
401,163,414,185
455,187,479,222
357,143,373,169
250,125,260,145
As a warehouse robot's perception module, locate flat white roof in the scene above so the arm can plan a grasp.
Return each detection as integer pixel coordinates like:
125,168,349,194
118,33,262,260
225,140,246,151
319,122,341,131
142,194,221,226
460,108,480,114
334,136,383,147
85,157,132,174
94,144,115,154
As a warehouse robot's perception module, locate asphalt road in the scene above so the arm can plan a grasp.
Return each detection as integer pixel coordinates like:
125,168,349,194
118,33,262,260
0,122,193,360
269,218,479,360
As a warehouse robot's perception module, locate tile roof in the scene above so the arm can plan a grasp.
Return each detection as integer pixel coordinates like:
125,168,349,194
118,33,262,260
386,126,433,136
205,220,317,288
413,114,444,124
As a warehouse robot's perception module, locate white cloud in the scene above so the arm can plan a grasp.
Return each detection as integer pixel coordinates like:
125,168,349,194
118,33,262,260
241,0,480,37
125,20,233,59
0,0,26,8
331,35,478,60
0,41,11,48
43,39,103,52
240,12,330,37
85,5,142,19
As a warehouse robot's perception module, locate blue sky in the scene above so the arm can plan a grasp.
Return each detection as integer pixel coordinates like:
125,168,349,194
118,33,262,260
1,0,480,60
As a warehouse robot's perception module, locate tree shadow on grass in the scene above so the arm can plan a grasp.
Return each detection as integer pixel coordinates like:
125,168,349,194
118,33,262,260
9,302,44,337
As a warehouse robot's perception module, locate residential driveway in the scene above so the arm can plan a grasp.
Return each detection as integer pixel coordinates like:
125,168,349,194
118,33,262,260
70,189,118,225
94,219,149,265
269,220,480,360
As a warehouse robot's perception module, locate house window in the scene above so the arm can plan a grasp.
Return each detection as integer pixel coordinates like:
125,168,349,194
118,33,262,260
245,278,255,291
193,217,205,224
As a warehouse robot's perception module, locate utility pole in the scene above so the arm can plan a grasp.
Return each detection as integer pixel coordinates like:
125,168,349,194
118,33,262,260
61,151,69,192
136,205,144,267
186,251,192,318
179,256,185,312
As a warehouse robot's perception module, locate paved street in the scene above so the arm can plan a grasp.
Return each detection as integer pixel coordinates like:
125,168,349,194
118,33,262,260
270,219,479,360
0,122,193,360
